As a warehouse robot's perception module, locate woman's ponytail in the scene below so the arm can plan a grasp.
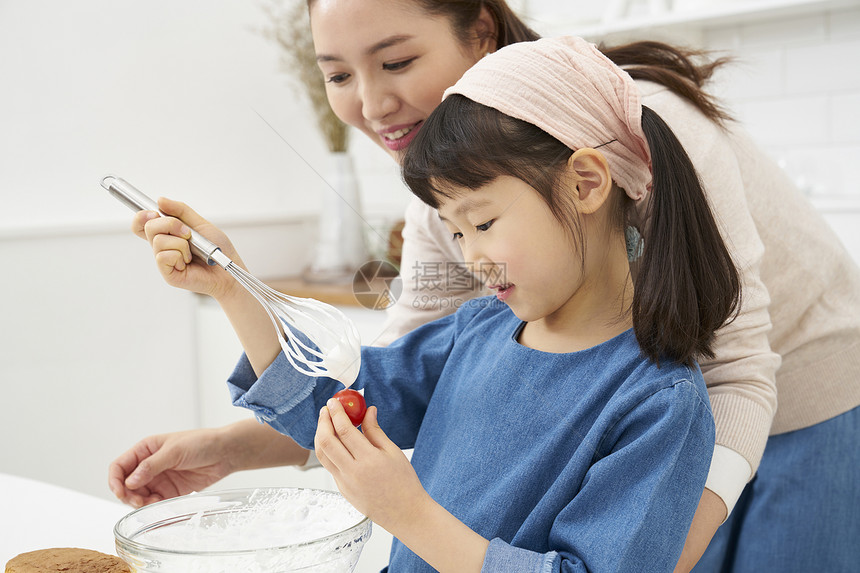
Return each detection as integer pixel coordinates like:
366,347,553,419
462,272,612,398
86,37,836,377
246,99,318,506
633,106,740,366
601,41,732,124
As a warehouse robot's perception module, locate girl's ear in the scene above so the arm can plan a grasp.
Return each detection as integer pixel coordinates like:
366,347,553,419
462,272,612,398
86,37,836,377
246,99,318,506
567,148,613,214
473,6,499,56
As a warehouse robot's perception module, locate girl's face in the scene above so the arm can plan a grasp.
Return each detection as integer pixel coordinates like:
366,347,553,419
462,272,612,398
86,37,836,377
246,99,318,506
436,176,585,325
310,0,492,162
437,174,632,341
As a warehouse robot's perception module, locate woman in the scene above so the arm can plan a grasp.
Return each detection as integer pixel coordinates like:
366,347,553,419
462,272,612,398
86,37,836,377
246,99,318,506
108,1,860,571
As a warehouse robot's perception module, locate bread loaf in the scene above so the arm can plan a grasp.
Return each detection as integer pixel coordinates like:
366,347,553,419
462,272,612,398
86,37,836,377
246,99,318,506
5,548,130,572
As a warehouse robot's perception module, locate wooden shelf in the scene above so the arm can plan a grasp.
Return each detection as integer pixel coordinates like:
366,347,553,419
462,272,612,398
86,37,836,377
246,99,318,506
266,272,399,309
266,276,360,307
535,0,857,39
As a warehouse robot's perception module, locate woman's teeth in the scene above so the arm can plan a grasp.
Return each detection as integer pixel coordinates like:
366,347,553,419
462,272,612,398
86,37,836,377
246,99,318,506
383,127,413,140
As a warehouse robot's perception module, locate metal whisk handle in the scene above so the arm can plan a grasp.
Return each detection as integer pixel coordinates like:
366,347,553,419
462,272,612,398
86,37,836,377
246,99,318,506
101,175,224,267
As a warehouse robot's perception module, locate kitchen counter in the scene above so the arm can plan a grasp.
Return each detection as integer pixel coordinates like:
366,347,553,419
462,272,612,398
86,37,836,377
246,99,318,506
0,473,130,564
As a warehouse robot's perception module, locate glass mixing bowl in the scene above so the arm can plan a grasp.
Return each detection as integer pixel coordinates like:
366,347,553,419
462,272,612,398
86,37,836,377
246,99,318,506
114,487,371,572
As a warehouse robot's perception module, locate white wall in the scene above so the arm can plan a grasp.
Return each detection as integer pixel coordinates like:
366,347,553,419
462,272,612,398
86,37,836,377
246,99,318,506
0,0,405,501
2,1,316,228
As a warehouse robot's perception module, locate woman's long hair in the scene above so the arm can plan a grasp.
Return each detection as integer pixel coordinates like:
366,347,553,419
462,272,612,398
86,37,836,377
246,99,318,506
411,0,541,47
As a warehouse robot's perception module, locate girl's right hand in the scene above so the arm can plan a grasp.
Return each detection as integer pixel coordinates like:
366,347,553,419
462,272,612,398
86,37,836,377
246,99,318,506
132,197,241,301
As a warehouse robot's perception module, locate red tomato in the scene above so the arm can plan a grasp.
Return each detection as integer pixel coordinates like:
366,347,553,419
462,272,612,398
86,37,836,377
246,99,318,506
333,389,367,426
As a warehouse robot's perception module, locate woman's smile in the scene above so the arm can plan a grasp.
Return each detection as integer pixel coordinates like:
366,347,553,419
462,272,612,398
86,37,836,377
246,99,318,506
378,121,423,151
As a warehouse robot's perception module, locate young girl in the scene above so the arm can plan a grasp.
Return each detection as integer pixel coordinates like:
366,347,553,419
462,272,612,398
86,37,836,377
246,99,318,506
226,36,739,572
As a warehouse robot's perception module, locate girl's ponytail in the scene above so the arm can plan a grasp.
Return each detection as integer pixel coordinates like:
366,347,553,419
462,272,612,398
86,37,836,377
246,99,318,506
633,106,740,366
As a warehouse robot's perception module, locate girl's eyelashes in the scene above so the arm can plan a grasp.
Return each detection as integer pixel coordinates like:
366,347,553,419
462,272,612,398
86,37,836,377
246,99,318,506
476,220,495,232
383,57,417,72
451,220,493,241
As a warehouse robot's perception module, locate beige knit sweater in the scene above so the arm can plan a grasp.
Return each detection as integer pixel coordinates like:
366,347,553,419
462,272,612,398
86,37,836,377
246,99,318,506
374,80,860,504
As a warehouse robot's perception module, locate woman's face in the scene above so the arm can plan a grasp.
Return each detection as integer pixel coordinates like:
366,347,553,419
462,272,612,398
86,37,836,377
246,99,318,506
310,0,492,163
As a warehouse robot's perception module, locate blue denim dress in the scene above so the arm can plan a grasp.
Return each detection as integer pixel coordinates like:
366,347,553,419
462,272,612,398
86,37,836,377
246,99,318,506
229,297,715,572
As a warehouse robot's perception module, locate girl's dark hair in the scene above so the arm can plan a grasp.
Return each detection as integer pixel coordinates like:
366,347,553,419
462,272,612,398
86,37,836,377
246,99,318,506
633,106,740,364
402,96,740,366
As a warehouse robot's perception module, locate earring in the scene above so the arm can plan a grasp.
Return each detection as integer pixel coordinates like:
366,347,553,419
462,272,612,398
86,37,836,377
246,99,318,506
625,225,644,262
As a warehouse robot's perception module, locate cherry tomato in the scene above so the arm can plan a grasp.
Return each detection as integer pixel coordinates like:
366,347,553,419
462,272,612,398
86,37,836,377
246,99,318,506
333,389,367,426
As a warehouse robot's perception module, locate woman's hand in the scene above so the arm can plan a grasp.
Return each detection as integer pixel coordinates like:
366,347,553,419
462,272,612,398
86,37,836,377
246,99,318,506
108,420,311,508
108,426,238,508
314,400,429,533
131,197,241,300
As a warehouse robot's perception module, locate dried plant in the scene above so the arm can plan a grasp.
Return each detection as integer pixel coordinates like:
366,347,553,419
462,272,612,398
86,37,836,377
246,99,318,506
264,0,349,152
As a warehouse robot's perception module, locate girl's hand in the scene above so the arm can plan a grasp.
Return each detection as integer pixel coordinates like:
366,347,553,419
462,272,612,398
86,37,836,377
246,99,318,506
131,197,241,300
317,401,490,572
315,400,431,533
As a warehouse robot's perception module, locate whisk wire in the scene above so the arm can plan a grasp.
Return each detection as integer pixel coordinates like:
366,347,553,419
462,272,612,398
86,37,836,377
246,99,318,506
227,263,357,380
231,266,329,358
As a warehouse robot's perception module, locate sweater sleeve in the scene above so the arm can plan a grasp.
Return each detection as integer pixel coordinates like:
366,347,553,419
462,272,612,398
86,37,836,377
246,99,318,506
640,85,780,481
375,197,486,346
482,380,715,573
226,299,486,449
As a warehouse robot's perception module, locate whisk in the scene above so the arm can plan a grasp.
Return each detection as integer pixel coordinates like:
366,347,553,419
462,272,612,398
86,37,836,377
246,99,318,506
101,175,361,387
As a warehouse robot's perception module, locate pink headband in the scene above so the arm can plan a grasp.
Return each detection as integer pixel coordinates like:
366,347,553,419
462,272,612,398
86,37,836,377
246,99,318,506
444,36,652,215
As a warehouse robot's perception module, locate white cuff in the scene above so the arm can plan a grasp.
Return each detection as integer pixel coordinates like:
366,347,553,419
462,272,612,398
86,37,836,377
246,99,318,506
704,445,752,521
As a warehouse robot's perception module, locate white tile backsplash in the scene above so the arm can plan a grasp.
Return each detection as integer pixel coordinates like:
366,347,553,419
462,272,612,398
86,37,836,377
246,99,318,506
700,6,860,198
710,48,785,102
736,94,830,147
829,7,860,41
740,13,828,48
703,25,743,52
777,145,860,198
784,38,860,95
831,92,860,144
